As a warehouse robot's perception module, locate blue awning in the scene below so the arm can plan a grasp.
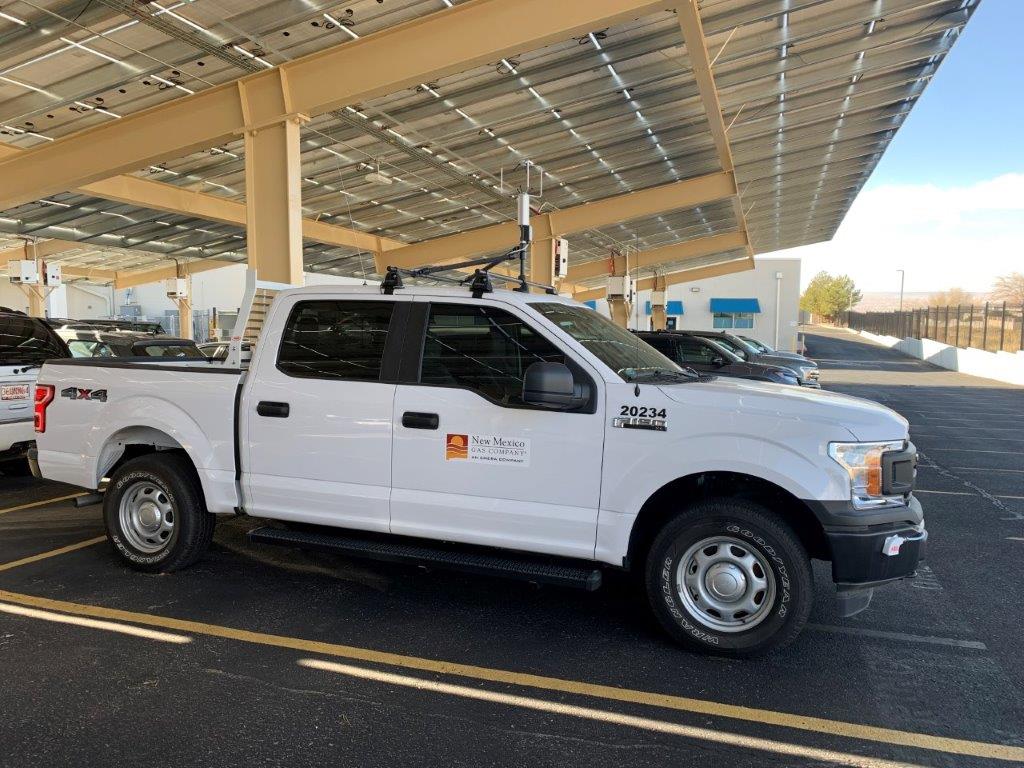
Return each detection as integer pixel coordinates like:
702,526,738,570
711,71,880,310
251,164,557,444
644,300,684,315
710,298,760,313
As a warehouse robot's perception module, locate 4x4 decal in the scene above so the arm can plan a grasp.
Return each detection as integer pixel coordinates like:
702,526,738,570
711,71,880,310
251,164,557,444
61,387,107,402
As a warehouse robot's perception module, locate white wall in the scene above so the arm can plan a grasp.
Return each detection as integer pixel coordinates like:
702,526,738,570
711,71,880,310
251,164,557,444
589,257,802,351
115,265,368,322
852,328,1024,386
0,280,110,317
66,283,113,318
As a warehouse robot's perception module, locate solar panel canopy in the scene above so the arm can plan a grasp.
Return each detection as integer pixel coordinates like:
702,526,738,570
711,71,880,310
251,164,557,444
0,0,979,292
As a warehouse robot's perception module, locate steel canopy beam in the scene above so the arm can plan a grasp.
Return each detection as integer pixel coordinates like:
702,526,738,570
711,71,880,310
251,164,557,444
380,171,735,272
114,258,239,290
0,0,669,212
0,239,84,262
676,0,754,260
0,144,401,255
573,255,753,301
0,239,122,281
568,230,747,281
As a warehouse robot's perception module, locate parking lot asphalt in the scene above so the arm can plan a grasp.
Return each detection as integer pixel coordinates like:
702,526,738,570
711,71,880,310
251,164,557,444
0,326,1021,768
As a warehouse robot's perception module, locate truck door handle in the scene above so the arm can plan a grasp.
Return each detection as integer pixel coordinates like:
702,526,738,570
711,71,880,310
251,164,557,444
402,411,438,430
257,401,290,418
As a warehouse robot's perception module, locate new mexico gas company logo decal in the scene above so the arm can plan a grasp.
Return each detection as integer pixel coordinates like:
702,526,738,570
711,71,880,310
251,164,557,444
445,433,530,467
445,433,469,460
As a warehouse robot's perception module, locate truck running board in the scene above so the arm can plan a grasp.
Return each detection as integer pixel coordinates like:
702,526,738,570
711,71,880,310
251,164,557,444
247,526,603,591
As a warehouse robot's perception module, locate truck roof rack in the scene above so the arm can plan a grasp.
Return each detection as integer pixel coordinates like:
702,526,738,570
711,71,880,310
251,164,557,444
381,245,556,298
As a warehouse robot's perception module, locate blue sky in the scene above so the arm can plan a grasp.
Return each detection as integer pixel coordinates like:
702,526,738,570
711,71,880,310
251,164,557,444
866,0,1024,187
789,0,1024,294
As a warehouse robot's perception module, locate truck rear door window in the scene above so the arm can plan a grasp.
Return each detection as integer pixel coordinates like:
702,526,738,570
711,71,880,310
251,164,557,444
278,300,394,381
420,303,564,406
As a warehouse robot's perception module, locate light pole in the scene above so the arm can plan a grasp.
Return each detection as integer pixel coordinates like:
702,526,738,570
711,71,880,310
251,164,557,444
896,269,905,313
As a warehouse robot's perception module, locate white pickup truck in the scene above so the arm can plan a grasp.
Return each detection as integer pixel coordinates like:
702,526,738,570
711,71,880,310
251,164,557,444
30,281,925,655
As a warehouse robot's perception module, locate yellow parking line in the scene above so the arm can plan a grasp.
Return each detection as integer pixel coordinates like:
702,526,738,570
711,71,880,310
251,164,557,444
0,536,106,573
0,586,1020,763
0,493,88,516
300,659,921,768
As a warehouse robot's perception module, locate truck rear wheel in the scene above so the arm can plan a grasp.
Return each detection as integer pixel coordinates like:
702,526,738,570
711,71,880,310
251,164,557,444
103,453,215,573
644,499,812,656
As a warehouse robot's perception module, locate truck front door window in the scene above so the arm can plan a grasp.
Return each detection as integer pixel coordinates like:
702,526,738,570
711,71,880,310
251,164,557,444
278,300,394,381
420,304,564,406
531,303,680,381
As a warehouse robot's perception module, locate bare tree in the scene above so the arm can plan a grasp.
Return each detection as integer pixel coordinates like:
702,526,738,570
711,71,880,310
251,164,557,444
929,287,973,306
992,272,1024,305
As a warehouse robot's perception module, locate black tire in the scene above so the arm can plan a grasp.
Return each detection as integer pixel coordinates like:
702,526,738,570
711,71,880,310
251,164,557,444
644,499,812,656
103,452,215,573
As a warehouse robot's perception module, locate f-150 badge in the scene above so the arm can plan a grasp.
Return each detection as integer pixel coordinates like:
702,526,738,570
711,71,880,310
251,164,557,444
613,404,667,431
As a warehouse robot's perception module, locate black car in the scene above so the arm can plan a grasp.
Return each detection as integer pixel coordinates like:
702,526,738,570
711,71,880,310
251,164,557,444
686,329,820,388
58,329,203,359
635,331,800,385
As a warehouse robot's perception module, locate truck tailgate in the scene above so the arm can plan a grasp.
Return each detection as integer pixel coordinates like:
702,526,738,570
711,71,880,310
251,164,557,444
35,359,242,512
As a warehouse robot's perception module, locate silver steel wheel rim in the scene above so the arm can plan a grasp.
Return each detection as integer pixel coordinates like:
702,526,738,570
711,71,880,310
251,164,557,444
118,481,175,554
675,535,776,633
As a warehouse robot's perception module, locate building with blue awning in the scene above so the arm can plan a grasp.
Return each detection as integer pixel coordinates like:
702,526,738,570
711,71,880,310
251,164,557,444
584,257,802,352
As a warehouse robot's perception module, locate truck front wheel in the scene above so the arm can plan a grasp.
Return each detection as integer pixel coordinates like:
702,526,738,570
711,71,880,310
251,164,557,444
103,453,215,573
645,499,812,656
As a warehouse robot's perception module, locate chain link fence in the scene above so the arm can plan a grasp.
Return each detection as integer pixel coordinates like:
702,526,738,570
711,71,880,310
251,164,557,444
845,303,1024,353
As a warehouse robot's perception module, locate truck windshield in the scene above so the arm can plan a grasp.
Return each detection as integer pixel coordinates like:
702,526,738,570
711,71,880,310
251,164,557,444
531,303,690,382
0,315,67,364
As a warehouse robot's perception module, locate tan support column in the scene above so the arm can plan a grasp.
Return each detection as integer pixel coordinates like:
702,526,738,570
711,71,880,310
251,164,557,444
177,276,193,340
242,76,307,286
650,274,668,331
606,250,632,328
26,285,46,318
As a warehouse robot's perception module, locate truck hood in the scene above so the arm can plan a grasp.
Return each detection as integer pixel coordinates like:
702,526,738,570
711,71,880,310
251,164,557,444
658,377,908,442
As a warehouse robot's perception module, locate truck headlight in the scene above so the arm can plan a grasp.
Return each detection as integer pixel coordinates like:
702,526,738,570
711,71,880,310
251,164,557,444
828,440,905,508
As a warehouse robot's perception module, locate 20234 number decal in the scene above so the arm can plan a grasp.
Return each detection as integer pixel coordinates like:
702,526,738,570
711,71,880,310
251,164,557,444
620,405,667,419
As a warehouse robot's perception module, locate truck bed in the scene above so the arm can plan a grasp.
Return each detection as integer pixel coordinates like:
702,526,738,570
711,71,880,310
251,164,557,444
35,358,243,513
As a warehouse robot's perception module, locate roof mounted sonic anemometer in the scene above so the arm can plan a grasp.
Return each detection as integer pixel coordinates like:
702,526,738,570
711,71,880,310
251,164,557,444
381,160,555,298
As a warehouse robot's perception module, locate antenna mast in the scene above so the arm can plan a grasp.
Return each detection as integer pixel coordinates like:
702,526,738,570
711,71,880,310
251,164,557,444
514,160,533,293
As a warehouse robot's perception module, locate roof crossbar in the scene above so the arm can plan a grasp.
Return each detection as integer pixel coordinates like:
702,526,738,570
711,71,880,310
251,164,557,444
381,244,556,299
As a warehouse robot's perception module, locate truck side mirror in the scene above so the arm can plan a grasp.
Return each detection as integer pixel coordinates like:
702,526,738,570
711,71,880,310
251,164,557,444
523,361,589,410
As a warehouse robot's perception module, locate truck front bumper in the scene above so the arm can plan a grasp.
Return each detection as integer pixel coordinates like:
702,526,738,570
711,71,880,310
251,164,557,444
807,495,927,617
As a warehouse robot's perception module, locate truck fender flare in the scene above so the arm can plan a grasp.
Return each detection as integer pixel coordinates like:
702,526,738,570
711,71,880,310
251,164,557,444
88,397,216,499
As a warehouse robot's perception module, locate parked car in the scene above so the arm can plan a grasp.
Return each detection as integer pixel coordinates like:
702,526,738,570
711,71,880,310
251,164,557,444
47,318,166,335
0,309,70,465
739,335,810,362
688,330,820,388
87,319,166,335
32,283,924,656
635,331,800,385
58,329,203,359
198,341,252,362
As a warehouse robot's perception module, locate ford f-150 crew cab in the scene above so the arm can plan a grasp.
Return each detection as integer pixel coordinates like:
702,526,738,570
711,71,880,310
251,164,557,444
30,282,925,655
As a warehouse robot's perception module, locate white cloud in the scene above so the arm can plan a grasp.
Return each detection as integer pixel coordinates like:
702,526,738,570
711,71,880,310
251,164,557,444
770,173,1024,293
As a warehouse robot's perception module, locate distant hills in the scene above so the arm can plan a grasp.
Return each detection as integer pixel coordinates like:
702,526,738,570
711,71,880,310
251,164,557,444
854,291,990,311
